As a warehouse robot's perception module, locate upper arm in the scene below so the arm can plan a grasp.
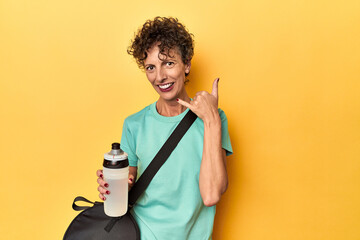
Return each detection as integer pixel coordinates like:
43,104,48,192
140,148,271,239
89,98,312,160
219,109,233,156
222,148,227,167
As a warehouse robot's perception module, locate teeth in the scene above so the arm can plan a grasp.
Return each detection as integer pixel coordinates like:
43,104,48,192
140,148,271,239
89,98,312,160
159,83,173,89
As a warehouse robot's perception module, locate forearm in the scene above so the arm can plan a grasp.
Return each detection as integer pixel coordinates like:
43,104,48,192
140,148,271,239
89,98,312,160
199,113,228,207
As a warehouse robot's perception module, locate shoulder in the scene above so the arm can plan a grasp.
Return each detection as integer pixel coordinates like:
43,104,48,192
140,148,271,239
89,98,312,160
124,103,154,126
218,108,228,122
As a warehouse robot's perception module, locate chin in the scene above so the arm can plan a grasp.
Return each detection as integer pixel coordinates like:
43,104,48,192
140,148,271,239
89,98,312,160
156,89,178,101
159,94,177,102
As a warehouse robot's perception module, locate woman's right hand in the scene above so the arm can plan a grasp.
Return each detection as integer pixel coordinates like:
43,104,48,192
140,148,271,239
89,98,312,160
96,167,138,201
96,169,109,201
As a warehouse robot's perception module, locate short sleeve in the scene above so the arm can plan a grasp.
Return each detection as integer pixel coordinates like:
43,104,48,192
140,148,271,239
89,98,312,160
219,109,233,156
120,119,139,167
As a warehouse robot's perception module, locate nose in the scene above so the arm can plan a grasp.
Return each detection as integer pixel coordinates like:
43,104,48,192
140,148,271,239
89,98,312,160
155,67,167,83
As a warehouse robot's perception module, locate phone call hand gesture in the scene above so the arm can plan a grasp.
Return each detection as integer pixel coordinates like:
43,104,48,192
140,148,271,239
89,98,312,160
177,78,220,123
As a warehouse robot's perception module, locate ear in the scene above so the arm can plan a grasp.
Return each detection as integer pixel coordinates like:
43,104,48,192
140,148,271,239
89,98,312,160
185,62,191,74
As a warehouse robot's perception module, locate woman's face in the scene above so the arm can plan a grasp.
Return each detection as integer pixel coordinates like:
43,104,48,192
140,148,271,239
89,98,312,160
144,44,190,102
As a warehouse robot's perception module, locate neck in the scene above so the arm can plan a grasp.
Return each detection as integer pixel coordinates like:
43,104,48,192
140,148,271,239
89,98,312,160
156,95,191,117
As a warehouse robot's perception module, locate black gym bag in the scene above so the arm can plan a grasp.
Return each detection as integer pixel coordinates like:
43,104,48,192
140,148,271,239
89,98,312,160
63,110,197,240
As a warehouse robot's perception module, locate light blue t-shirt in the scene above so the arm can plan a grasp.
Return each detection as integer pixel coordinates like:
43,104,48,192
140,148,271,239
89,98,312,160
120,102,233,240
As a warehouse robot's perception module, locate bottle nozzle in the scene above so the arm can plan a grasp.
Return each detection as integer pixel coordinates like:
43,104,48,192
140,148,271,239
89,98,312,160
112,142,120,150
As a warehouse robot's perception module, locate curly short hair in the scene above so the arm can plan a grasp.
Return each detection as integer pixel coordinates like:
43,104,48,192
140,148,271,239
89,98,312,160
127,17,194,74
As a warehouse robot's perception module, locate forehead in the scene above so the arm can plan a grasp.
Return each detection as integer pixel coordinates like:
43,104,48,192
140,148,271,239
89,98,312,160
144,44,181,64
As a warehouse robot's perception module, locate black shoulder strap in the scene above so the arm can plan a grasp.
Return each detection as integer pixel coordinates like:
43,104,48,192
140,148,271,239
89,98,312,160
128,110,197,207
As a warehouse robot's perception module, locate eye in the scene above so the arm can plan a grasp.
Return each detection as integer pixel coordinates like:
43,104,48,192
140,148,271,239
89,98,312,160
146,65,154,71
166,62,174,67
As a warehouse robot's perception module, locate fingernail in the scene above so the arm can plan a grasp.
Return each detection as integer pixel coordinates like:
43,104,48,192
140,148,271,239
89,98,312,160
104,183,109,188
102,197,106,201
100,174,103,178
217,78,220,82
106,190,110,195
129,178,133,183
176,98,179,101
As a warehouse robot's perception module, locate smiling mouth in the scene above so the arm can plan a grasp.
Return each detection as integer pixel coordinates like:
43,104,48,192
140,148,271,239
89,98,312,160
158,82,174,92
158,82,174,89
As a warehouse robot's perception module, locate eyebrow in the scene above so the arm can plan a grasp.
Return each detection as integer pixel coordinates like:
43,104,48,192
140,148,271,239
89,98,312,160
145,59,177,66
163,59,177,63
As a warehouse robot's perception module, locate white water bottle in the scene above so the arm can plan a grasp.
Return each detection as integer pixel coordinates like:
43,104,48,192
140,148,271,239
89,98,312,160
103,142,129,217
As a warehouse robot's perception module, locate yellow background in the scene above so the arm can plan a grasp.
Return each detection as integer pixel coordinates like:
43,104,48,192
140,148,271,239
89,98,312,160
1,0,359,239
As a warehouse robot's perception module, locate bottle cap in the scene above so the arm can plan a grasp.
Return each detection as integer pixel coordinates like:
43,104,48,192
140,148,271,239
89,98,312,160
103,142,129,169
112,142,120,150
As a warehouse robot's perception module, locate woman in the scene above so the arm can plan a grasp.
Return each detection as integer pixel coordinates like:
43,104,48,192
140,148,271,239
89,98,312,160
96,17,233,239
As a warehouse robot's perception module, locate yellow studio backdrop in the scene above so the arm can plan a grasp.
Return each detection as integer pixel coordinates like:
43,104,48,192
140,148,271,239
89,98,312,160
1,0,359,239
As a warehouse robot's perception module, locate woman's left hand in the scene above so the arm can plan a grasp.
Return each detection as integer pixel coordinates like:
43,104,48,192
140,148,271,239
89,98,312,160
178,77,228,206
177,78,220,122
